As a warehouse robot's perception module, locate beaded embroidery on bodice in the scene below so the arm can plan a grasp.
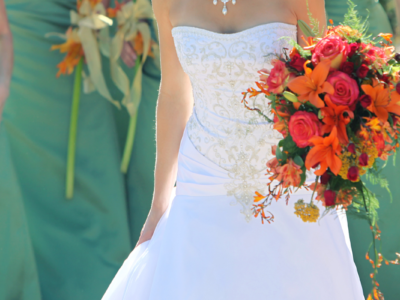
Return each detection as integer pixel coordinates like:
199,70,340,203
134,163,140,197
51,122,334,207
172,23,297,220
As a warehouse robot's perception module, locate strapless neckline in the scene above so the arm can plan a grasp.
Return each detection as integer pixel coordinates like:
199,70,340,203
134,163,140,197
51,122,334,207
171,22,297,40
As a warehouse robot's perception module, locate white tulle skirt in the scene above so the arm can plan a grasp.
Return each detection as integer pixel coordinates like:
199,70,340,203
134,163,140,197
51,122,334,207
102,130,364,300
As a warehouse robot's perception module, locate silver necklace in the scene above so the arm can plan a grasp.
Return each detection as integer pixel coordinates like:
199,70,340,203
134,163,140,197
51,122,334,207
213,0,236,15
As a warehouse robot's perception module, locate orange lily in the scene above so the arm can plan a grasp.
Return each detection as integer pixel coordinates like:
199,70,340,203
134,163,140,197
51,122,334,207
305,127,342,176
287,59,334,108
361,79,400,122
321,95,354,144
51,28,84,77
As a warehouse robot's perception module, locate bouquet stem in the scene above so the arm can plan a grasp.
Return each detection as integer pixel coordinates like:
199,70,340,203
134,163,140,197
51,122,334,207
120,56,142,174
66,58,83,199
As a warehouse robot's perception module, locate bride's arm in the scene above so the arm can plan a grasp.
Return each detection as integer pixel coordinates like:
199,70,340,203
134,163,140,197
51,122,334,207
136,0,193,247
292,0,327,47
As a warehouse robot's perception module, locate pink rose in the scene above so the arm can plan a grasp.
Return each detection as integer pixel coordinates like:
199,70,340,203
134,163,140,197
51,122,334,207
263,59,289,94
289,111,322,148
312,35,348,69
327,71,359,109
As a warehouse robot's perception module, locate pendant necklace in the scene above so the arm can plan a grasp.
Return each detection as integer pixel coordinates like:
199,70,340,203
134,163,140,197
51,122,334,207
213,0,236,15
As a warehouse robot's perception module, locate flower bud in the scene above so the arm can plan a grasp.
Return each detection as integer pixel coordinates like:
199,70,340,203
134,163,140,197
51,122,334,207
348,143,356,154
347,166,359,182
359,153,369,166
320,172,331,185
359,95,372,108
283,91,299,103
324,190,336,206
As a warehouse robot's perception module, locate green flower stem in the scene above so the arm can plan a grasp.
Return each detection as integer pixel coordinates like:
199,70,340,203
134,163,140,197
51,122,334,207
121,55,142,174
66,58,83,199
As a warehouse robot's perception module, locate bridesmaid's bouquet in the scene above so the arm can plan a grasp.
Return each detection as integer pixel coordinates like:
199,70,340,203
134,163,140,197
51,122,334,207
242,2,399,298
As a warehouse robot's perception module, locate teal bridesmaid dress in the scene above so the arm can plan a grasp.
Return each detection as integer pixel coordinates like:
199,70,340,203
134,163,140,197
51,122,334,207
0,0,159,299
326,1,400,298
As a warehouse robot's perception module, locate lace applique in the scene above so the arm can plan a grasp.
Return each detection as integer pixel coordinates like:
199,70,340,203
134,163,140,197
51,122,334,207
172,24,298,220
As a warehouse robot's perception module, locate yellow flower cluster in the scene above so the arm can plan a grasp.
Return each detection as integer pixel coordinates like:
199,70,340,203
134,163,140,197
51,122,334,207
338,152,352,180
361,144,378,168
294,200,320,223
338,144,379,179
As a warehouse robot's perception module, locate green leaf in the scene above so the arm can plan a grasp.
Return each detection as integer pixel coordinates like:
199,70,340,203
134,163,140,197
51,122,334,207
298,20,315,38
275,146,287,163
300,165,307,186
294,155,304,167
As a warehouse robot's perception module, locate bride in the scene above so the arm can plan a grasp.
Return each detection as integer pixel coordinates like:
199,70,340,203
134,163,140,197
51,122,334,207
102,0,364,299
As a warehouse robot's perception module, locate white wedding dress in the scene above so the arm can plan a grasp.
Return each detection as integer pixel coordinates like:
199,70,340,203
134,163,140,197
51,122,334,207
102,23,364,300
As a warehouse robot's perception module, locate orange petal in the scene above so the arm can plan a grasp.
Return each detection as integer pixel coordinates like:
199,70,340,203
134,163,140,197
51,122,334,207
309,91,325,108
311,59,331,86
287,76,312,95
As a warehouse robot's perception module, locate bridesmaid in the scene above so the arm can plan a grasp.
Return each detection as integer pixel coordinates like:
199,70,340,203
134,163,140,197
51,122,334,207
326,0,400,298
0,0,159,298
0,1,41,299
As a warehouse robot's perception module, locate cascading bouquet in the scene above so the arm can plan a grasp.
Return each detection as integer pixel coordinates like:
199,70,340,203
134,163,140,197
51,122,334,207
242,3,399,299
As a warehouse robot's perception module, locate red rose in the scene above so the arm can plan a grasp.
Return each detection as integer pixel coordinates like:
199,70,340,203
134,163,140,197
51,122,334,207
347,166,359,182
312,35,348,69
327,71,359,108
289,111,322,148
357,64,369,78
359,153,369,166
396,83,400,94
262,59,289,94
320,172,331,185
348,43,359,57
348,143,356,154
289,53,307,72
340,61,355,75
380,74,390,84
324,190,336,206
359,95,372,108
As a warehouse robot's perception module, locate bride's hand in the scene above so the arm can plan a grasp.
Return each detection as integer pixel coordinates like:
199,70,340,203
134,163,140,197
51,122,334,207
136,205,166,247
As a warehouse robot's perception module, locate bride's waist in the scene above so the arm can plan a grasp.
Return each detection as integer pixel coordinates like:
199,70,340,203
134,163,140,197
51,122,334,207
176,128,314,198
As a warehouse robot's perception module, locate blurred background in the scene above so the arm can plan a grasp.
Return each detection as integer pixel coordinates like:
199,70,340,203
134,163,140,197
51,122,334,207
0,0,399,300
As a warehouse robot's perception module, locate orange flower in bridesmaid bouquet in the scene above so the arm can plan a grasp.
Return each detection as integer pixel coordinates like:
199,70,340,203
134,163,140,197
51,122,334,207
77,0,101,9
51,28,84,77
107,0,123,18
287,59,334,108
361,80,400,122
320,95,354,145
305,127,342,176
133,32,156,58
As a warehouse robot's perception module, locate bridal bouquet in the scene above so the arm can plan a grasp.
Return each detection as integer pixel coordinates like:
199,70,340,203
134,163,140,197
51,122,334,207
242,3,399,298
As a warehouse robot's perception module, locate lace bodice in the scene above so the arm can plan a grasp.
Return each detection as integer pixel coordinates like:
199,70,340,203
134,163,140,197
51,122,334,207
172,23,298,219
